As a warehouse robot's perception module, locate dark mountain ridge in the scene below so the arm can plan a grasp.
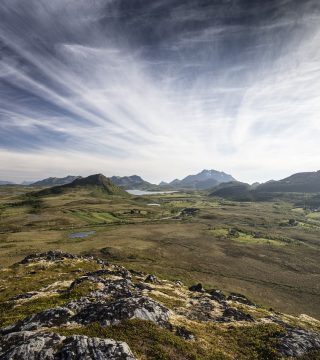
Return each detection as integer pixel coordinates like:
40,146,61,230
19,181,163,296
0,180,15,185
210,170,320,202
109,175,155,190
256,170,320,193
30,175,81,187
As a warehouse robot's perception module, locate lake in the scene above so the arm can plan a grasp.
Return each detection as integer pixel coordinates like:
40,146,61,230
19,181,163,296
126,189,177,196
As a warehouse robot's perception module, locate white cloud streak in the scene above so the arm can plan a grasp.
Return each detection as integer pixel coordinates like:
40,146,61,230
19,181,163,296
0,0,320,183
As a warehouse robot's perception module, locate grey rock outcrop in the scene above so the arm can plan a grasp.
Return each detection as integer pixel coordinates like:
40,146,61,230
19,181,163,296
278,327,320,357
219,307,254,322
1,307,74,335
73,296,170,327
0,331,135,360
19,250,79,264
188,283,204,292
227,292,256,307
2,251,320,359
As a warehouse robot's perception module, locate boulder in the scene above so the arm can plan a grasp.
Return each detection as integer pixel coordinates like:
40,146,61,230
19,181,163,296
188,283,204,292
227,293,256,307
73,296,170,327
175,326,195,340
206,289,226,303
1,307,74,334
19,251,78,264
219,307,254,322
278,327,320,357
144,274,159,284
0,331,135,359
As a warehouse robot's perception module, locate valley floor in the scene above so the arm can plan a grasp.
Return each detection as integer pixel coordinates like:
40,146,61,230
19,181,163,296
0,185,319,319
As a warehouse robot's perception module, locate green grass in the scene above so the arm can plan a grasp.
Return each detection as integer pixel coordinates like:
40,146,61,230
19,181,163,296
218,323,285,360
71,211,121,224
54,320,288,360
55,320,228,360
0,259,101,327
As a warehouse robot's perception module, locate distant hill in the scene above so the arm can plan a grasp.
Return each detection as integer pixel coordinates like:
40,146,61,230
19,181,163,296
21,181,34,186
32,174,128,197
109,175,155,190
210,170,320,202
210,181,254,201
256,171,320,193
0,180,15,185
30,176,81,187
169,169,236,190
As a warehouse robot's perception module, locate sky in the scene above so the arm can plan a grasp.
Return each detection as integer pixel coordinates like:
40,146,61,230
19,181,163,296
0,0,320,184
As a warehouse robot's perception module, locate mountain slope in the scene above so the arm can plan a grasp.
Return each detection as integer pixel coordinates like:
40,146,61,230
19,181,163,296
0,180,15,185
170,169,236,190
32,174,128,197
110,175,155,190
256,170,320,193
30,175,81,187
210,181,253,201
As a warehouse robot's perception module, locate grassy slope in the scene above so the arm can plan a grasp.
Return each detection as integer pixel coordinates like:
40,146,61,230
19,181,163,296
2,255,320,359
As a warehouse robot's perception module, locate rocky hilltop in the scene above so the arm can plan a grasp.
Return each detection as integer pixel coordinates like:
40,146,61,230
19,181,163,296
0,251,319,359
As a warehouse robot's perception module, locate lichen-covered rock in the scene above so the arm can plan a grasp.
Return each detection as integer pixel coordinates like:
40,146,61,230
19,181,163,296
70,278,139,301
84,268,131,279
278,327,320,357
11,291,39,301
227,292,256,307
219,307,254,322
19,250,79,264
2,251,320,359
1,307,74,335
183,296,221,322
73,296,170,327
175,326,195,340
0,331,135,360
60,335,135,359
206,289,226,303
144,274,159,284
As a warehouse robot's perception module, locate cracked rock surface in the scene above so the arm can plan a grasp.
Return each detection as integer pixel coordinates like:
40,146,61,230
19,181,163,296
0,331,135,360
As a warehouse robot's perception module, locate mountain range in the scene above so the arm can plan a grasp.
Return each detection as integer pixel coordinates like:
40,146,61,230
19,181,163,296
109,175,155,190
3,169,320,195
0,181,14,185
163,169,236,190
22,169,235,190
30,175,81,187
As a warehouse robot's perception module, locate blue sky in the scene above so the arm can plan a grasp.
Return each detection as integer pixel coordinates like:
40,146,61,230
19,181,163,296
0,0,320,183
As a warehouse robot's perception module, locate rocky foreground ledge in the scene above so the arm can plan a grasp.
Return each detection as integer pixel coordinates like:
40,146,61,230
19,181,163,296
0,251,319,359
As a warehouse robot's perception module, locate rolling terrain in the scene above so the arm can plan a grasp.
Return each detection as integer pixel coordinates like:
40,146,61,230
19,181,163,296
0,173,320,322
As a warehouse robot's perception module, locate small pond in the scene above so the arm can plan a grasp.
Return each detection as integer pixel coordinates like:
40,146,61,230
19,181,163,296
68,231,96,239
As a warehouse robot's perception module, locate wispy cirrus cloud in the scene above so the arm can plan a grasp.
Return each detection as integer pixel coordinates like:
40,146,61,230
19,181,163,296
0,0,320,183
